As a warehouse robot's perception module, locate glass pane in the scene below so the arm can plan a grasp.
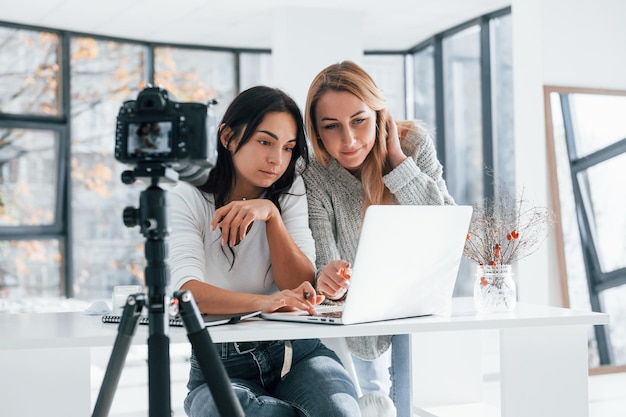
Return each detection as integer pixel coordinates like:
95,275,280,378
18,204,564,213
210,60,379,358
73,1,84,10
412,46,436,133
570,93,626,157
154,47,236,121
0,128,59,226
0,239,61,298
549,91,599,366
240,52,273,91
600,285,626,365
491,14,515,198
0,27,60,115
70,37,147,300
442,25,483,206
578,153,626,272
550,94,593,308
363,54,406,119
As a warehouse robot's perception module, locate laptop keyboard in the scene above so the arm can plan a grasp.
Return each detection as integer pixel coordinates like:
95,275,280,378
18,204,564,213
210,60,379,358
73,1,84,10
314,305,343,318
318,310,343,318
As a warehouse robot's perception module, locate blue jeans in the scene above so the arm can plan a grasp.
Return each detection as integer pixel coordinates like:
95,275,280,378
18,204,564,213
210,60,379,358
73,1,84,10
184,339,360,417
352,334,410,417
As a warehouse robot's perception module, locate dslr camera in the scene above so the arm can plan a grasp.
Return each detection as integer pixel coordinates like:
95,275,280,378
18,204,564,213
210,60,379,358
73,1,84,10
115,86,217,185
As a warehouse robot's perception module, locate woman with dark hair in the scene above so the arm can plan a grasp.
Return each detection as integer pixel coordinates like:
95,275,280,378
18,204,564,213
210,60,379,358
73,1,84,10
168,86,361,417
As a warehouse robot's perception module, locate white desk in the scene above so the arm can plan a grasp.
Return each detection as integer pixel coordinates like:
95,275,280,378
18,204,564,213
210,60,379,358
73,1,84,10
0,298,608,417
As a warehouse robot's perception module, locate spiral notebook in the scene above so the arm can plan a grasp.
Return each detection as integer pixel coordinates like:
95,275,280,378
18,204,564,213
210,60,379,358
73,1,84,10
101,311,260,327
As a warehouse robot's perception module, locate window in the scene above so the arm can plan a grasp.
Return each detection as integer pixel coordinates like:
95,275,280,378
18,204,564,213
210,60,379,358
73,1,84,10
442,25,483,206
239,52,272,91
409,10,514,296
410,45,436,132
0,128,60,227
0,128,64,297
0,26,66,297
363,54,407,119
70,37,148,298
0,23,269,301
0,26,61,116
545,86,626,368
490,14,514,199
155,47,237,121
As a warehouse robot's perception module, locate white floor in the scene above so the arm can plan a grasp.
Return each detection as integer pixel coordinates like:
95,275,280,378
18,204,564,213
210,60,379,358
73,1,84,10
91,344,190,417
587,372,626,417
480,371,626,417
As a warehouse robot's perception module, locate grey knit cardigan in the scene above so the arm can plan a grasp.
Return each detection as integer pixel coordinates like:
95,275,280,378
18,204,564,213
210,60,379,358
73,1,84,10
301,122,456,360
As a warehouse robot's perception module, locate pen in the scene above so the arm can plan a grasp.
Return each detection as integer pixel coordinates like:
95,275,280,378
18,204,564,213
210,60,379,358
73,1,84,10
303,291,310,300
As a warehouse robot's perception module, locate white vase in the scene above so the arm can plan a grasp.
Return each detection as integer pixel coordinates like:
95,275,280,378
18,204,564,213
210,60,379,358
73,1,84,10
473,264,516,313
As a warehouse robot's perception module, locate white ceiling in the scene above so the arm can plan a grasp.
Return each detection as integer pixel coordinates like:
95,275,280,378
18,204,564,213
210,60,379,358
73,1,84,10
1,0,510,50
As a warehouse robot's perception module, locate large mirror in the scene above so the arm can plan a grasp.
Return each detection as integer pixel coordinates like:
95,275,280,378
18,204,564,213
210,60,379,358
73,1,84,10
544,85,626,372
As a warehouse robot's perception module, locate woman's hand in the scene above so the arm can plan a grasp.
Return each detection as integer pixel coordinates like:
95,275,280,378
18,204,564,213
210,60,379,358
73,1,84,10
211,199,279,246
258,281,324,315
316,260,351,300
384,111,407,169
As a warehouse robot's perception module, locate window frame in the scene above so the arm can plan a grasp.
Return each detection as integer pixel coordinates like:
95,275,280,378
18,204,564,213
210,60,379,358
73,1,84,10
544,85,626,371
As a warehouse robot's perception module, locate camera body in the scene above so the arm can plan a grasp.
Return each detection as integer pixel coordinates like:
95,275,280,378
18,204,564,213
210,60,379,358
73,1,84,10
115,86,217,182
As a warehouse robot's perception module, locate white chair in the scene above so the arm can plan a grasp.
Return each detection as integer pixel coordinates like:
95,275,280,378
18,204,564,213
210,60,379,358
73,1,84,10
321,337,362,396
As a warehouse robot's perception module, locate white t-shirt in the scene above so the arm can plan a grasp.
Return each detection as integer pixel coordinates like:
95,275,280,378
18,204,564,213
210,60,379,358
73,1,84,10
167,175,315,294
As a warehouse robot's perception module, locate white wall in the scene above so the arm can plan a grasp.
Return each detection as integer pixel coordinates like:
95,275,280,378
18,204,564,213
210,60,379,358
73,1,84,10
271,7,364,110
512,0,626,305
542,0,626,90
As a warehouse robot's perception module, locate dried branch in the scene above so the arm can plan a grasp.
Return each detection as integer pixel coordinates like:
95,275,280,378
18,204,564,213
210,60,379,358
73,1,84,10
463,190,554,265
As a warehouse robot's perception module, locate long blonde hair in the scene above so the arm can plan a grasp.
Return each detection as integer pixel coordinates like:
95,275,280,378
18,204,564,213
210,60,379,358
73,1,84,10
305,60,414,208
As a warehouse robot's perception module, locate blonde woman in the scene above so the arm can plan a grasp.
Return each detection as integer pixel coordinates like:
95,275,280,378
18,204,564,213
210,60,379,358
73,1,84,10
303,61,455,417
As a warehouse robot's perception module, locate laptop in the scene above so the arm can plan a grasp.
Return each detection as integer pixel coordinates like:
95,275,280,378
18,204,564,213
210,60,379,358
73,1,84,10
261,205,472,325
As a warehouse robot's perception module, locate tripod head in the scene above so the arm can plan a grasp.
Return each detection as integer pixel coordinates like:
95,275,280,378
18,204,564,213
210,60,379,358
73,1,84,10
121,163,177,240
119,162,176,303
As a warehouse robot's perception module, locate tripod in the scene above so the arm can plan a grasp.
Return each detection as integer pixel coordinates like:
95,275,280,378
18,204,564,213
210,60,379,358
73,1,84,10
92,163,244,417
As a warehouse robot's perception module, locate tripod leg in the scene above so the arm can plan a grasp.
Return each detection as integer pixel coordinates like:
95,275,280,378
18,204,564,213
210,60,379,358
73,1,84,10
92,294,146,417
174,290,245,417
141,186,173,417
146,286,172,417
